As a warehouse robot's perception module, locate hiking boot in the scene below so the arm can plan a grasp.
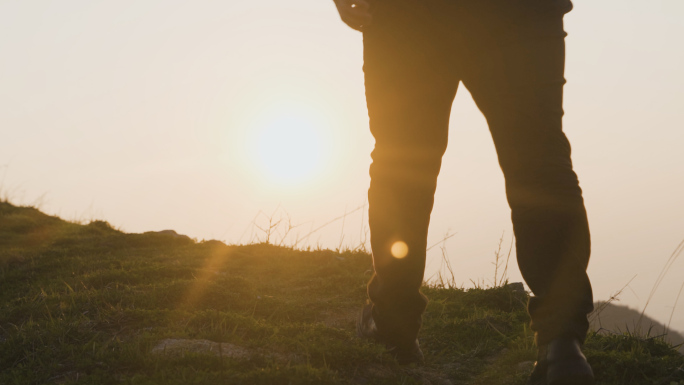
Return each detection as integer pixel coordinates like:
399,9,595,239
356,303,425,365
528,335,595,385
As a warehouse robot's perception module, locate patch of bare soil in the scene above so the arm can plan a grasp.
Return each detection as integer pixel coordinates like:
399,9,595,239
321,306,359,329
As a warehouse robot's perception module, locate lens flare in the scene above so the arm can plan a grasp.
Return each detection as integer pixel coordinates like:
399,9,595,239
391,241,409,259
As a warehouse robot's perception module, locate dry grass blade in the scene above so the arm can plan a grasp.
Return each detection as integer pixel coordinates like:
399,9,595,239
665,280,684,336
293,204,365,248
590,275,637,327
637,238,684,331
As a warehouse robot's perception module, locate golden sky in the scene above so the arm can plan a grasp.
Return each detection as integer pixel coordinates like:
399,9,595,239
1,0,683,333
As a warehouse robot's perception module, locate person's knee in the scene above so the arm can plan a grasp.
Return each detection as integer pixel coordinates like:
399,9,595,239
370,142,445,183
503,162,584,208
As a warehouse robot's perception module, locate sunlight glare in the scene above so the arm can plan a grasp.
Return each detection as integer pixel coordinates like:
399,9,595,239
253,112,326,185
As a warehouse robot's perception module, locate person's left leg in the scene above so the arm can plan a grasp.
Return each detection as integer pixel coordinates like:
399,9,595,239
457,2,594,383
461,0,593,350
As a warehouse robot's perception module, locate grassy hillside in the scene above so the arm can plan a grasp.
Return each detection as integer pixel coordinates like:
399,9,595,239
1,201,682,385
590,303,684,355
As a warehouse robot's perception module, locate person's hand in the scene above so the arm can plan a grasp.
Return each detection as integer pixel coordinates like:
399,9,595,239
333,0,372,32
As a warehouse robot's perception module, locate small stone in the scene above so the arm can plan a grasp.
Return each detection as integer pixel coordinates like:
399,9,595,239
506,282,525,293
151,338,249,359
517,360,535,372
147,230,192,241
150,338,291,363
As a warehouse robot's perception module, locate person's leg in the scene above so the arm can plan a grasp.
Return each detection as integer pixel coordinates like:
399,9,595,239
362,0,459,348
459,1,594,347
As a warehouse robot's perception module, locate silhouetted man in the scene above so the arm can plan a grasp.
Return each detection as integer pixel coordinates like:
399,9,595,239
333,0,595,384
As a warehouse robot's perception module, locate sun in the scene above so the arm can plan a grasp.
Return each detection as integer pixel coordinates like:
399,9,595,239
251,111,327,185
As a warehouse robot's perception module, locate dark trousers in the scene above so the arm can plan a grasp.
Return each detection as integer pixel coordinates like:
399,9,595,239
363,0,593,347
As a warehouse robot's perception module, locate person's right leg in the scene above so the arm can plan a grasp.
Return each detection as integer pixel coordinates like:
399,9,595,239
362,0,459,352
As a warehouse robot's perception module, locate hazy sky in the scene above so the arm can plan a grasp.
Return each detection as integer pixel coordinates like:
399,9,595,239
2,1,683,334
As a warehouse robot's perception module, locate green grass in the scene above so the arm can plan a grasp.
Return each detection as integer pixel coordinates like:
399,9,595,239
1,201,682,384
